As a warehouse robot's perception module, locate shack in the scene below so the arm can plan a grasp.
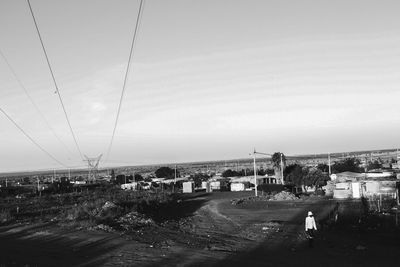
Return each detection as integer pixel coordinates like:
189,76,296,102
209,178,230,191
121,182,138,190
230,182,251,192
183,181,194,193
332,172,398,200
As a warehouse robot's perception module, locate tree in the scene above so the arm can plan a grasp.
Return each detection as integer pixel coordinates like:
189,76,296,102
271,152,286,169
317,163,329,173
134,173,144,181
303,168,330,189
115,174,126,184
191,173,210,187
271,152,286,181
266,169,275,175
155,167,178,179
110,169,115,181
126,175,133,183
332,158,363,173
284,164,330,190
367,160,382,171
222,169,241,178
284,164,304,186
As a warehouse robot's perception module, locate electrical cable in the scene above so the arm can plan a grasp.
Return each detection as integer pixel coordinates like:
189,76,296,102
0,107,68,168
105,0,145,162
26,0,83,160
0,48,74,156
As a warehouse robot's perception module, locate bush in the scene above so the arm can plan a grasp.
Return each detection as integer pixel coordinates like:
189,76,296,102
0,210,13,223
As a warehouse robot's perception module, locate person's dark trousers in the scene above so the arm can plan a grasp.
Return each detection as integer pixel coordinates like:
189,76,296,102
306,229,315,248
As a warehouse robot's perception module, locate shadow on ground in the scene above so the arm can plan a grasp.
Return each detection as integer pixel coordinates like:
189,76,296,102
0,222,123,267
144,198,400,267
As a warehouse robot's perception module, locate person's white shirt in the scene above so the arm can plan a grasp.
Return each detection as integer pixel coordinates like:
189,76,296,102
305,216,317,231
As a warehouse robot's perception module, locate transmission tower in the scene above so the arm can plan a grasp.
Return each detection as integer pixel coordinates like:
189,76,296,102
84,154,102,182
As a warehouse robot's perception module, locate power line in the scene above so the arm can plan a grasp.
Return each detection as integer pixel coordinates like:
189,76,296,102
26,0,83,160
0,107,68,168
0,48,74,156
105,0,145,162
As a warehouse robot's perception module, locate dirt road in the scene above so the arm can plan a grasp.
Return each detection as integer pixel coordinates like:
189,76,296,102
1,192,399,266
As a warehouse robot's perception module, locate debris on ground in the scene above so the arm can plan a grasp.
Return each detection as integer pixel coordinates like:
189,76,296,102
91,224,115,232
231,196,269,205
231,192,297,205
231,198,246,205
117,211,154,231
269,191,297,201
102,201,117,210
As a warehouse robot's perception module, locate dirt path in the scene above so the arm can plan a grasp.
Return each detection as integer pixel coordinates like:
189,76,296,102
1,193,399,266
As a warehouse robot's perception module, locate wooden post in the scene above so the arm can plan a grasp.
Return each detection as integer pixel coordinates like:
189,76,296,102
378,193,382,212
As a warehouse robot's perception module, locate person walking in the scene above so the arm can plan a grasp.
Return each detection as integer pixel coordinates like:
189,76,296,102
305,211,317,248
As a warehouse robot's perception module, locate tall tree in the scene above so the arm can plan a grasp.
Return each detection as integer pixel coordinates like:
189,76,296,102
271,152,286,181
284,164,304,186
303,168,330,189
271,152,286,169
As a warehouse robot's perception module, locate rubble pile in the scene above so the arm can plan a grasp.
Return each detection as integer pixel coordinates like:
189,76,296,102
231,196,269,205
117,211,155,231
231,198,246,205
231,192,298,205
102,201,117,210
270,191,297,201
91,224,115,232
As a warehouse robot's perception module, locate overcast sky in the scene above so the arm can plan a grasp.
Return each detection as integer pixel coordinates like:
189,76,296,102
1,0,400,172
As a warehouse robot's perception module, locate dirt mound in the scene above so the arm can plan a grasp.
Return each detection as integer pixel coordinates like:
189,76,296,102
117,211,154,231
269,191,297,201
231,191,298,205
231,196,270,205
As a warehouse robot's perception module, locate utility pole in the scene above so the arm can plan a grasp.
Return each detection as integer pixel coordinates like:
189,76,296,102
280,153,285,185
68,168,71,181
52,169,55,183
253,149,257,197
174,164,177,183
174,164,177,193
328,153,331,175
251,149,273,196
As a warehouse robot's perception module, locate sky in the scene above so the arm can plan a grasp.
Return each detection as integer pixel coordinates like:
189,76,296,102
0,0,400,172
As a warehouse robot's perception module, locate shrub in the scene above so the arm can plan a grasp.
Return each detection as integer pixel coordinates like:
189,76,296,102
0,210,13,223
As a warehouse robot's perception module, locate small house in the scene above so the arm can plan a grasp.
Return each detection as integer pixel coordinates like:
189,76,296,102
183,181,194,193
